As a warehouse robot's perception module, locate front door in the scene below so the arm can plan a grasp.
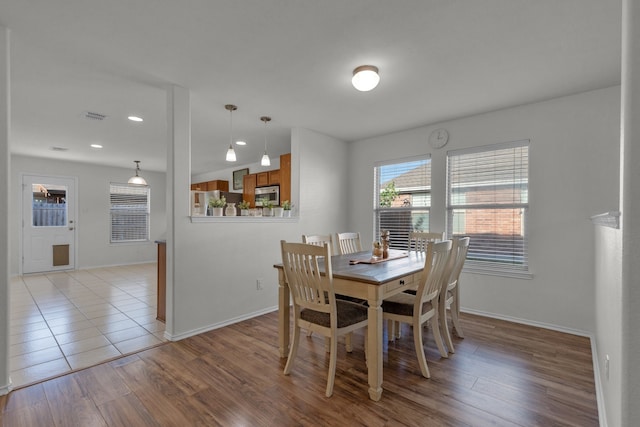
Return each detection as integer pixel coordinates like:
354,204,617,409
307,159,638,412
22,175,77,274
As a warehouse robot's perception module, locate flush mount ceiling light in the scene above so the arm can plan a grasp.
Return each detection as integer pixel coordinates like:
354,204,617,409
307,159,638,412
225,104,238,162
236,140,246,146
128,116,143,122
351,65,380,92
128,160,148,185
260,116,271,166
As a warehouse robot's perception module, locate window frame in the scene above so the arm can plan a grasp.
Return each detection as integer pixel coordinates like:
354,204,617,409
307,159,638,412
109,182,151,244
446,139,532,279
373,155,432,250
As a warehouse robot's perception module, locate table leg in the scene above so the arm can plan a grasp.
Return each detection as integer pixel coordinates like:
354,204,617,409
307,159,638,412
278,271,290,358
367,298,383,401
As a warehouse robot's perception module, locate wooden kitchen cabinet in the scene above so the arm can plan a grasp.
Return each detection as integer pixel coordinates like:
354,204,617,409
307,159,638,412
256,172,269,187
206,180,229,191
280,153,291,204
268,169,280,185
243,173,257,207
191,182,205,191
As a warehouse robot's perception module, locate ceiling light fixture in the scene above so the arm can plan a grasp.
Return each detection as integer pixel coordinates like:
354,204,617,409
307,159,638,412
236,140,246,146
128,116,143,122
90,144,103,149
260,116,271,167
225,104,238,162
128,160,148,185
351,65,380,92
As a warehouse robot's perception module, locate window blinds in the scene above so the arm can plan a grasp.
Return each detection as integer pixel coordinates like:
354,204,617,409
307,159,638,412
446,140,529,273
110,183,150,243
374,156,431,250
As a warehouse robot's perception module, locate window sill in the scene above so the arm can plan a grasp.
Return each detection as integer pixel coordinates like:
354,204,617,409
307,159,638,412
190,216,298,224
462,265,533,280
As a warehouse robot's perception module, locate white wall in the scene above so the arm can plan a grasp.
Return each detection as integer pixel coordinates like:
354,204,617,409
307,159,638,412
168,118,349,338
347,87,620,333
9,155,167,274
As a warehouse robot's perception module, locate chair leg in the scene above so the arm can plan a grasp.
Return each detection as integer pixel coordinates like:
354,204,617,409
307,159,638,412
413,319,430,378
432,312,448,359
324,337,330,352
387,319,395,342
345,332,353,352
284,326,301,375
394,320,402,339
326,334,338,397
451,300,465,338
440,306,455,354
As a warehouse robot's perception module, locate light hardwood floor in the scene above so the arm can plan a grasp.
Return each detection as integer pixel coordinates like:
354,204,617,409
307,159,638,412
0,311,599,426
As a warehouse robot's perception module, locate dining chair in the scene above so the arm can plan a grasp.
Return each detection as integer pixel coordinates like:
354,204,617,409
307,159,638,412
407,231,445,251
387,231,445,341
302,234,334,255
439,237,470,354
280,240,368,397
382,240,452,378
336,232,363,255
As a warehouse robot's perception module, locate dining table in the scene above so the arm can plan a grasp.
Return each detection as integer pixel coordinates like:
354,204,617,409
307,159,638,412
274,248,427,401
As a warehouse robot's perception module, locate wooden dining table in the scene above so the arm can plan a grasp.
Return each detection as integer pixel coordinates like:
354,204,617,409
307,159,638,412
274,249,427,401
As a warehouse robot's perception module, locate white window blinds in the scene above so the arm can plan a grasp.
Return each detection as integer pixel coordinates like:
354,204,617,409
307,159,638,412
374,156,431,250
110,183,150,243
446,140,529,274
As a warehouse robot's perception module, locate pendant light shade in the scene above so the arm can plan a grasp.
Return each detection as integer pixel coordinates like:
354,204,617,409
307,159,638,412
352,65,380,91
260,116,271,166
128,160,148,185
225,104,237,162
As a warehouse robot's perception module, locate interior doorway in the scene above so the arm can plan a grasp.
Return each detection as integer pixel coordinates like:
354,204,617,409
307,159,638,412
22,174,77,274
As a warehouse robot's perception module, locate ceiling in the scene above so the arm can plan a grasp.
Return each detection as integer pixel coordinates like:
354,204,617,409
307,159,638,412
0,1,622,175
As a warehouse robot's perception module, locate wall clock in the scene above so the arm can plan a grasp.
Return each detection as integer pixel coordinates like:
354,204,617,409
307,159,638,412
428,128,449,149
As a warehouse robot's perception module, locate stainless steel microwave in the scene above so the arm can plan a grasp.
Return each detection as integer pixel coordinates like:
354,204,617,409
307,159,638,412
254,185,280,207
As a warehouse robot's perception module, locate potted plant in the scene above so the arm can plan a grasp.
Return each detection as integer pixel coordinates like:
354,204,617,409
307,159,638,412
238,200,251,216
262,200,274,216
208,196,226,217
282,200,293,217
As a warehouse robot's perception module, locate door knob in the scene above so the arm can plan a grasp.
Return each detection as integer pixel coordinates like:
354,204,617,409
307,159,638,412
69,227,74,230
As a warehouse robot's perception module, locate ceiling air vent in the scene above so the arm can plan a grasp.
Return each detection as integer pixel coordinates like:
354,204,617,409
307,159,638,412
51,146,69,151
81,111,107,121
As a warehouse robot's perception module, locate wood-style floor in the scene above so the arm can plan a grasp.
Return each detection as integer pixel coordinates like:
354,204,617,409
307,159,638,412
0,311,599,426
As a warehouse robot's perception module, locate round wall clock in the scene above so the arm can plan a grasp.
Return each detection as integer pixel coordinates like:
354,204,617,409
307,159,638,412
428,128,449,149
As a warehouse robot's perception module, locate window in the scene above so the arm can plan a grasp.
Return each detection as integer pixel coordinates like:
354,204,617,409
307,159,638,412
110,183,150,243
374,156,431,249
446,140,529,276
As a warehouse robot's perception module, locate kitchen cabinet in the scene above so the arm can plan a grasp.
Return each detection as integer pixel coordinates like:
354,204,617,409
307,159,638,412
243,173,257,207
280,153,291,204
268,169,280,185
257,172,269,187
190,180,229,191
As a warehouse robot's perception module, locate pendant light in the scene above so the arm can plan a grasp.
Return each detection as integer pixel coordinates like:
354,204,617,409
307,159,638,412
128,160,148,185
260,116,271,166
225,104,237,162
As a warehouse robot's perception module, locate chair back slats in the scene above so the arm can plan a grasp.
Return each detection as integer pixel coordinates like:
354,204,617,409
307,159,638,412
408,231,444,252
281,241,333,313
446,237,470,290
302,234,334,255
336,232,362,255
415,240,453,306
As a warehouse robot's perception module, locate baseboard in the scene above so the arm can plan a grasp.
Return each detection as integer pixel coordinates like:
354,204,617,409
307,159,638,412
461,308,607,427
461,307,591,337
0,380,12,396
164,305,279,341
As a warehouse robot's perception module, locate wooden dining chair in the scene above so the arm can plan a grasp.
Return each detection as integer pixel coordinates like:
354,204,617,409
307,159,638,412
280,240,368,397
302,234,334,255
387,231,445,341
382,240,452,378
336,232,362,255
407,231,445,251
439,237,470,354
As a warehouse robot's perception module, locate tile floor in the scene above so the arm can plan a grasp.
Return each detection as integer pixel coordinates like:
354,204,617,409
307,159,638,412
9,263,166,388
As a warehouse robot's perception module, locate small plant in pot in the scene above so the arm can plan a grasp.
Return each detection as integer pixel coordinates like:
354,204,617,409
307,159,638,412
282,200,293,217
262,200,275,216
238,200,251,216
208,196,226,216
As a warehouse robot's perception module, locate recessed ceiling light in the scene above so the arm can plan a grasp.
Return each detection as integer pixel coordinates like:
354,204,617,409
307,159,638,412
90,144,103,149
128,116,143,122
236,140,246,146
50,146,68,152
